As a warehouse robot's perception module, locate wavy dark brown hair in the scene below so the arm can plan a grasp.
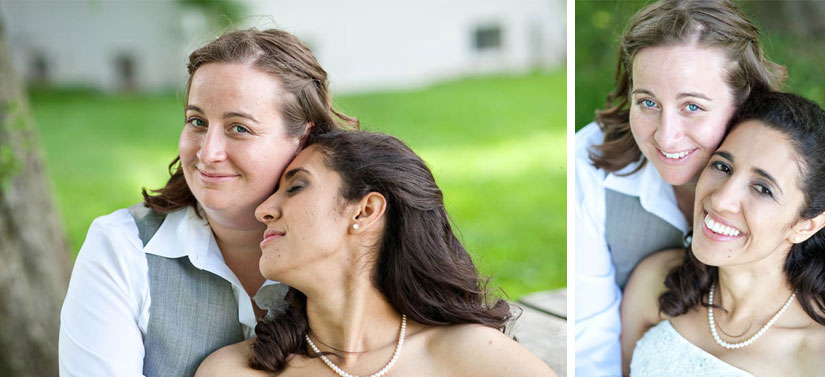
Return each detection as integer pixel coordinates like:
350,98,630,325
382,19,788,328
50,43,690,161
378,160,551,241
142,28,358,213
250,131,512,373
659,91,825,325
589,0,786,174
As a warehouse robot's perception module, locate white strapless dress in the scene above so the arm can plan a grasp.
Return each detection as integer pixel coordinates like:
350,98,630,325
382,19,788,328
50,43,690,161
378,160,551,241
630,320,755,377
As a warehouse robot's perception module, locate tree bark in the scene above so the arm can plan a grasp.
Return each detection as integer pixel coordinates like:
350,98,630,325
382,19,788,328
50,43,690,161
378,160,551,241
0,10,71,377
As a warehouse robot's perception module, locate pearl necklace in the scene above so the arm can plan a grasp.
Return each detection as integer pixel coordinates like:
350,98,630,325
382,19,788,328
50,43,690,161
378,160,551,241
305,315,407,377
708,283,795,349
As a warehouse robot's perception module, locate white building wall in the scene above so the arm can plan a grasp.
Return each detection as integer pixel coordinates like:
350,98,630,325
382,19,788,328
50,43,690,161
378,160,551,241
1,0,564,93
1,0,188,92
240,0,565,93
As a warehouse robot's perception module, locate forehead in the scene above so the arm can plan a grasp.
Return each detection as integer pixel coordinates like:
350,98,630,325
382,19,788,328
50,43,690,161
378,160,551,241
188,63,284,109
721,120,802,184
631,44,732,99
284,146,330,177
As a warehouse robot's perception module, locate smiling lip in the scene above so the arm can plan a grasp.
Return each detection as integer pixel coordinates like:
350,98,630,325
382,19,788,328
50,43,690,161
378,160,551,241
701,211,744,241
656,147,697,166
197,169,239,184
260,229,285,248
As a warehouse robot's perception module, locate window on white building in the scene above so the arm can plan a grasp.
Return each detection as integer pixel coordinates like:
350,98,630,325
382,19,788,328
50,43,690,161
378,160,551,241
472,25,503,51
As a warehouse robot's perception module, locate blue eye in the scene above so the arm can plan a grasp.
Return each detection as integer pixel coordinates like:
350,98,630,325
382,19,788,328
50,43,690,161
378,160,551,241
231,124,250,134
641,99,656,108
187,118,206,127
686,103,701,112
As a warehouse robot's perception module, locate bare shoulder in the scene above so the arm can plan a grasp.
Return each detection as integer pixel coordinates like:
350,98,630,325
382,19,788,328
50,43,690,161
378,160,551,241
427,324,557,377
620,248,685,374
195,339,271,377
624,248,686,318
626,248,685,302
799,321,825,374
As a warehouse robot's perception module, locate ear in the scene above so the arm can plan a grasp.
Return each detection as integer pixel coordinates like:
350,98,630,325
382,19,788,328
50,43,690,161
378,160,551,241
298,122,313,148
790,212,825,244
350,192,387,234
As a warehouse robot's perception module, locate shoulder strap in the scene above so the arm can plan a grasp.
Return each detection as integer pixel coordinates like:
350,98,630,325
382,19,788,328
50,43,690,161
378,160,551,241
127,203,166,246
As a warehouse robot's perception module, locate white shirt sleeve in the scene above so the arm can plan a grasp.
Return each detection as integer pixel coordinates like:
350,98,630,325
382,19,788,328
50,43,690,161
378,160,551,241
59,209,150,377
574,124,623,377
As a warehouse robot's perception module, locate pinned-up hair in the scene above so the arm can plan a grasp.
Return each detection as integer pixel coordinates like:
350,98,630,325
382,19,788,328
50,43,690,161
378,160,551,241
142,28,358,213
589,0,786,174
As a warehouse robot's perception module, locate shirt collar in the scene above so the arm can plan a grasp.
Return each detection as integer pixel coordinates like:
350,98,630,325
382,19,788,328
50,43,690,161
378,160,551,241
143,206,283,288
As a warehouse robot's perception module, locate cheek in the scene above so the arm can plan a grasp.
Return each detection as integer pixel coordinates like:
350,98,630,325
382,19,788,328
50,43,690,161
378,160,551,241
628,109,655,143
244,139,301,184
178,130,200,164
691,119,728,151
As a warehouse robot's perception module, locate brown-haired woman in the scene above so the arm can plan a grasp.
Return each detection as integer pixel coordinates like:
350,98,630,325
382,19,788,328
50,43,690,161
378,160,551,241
574,0,785,375
59,28,357,377
194,131,557,376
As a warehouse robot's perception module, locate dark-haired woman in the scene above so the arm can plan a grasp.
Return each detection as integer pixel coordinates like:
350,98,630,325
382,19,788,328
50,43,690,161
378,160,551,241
194,131,556,376
622,92,825,376
58,29,357,377
574,1,786,374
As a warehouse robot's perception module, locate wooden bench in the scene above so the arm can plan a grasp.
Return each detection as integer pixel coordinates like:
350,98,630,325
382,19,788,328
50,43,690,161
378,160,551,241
511,288,567,376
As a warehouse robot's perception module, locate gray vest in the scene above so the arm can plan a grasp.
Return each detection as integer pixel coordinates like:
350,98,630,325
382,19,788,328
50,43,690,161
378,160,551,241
604,189,686,290
128,204,244,377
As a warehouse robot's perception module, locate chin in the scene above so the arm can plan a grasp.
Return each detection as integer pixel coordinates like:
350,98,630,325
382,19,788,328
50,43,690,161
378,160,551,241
657,165,700,186
690,239,728,267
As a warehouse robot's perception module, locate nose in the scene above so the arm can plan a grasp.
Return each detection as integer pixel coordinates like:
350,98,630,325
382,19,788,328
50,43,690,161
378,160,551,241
709,177,741,215
196,126,227,163
654,110,684,149
255,193,282,224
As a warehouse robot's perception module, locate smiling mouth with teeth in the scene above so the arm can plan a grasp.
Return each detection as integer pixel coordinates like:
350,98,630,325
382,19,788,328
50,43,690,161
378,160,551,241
704,213,741,236
661,149,691,159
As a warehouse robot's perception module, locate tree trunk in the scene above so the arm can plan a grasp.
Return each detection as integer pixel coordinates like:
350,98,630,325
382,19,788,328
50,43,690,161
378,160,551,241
0,9,71,377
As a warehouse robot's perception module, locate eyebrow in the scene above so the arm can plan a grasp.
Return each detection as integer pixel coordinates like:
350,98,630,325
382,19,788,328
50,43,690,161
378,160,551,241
712,150,733,161
712,150,783,195
631,89,712,101
284,167,310,181
631,89,654,97
184,105,259,123
676,92,712,101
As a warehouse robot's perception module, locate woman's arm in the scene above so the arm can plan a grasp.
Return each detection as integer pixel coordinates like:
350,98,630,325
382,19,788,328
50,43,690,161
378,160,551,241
59,210,149,377
574,123,624,377
619,248,684,376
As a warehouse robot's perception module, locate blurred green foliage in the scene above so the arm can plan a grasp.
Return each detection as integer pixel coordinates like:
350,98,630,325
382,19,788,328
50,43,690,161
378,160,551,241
179,0,247,25
576,0,825,131
30,70,566,299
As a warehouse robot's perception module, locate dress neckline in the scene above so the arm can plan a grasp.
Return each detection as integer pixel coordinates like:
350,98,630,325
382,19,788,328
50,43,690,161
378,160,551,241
659,320,755,377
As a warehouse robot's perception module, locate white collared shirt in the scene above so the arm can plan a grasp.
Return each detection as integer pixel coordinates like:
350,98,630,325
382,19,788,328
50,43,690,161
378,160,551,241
58,206,282,377
575,122,688,376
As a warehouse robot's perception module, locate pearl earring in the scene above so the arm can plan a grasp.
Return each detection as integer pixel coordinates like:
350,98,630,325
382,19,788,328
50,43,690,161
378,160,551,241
352,224,359,230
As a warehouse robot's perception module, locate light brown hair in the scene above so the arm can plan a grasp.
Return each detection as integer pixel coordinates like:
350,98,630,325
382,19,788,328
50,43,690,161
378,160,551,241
142,28,358,213
590,0,786,173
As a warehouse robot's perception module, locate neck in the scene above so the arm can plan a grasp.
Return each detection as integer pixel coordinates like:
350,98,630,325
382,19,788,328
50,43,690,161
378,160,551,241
202,206,265,255
715,247,794,323
673,178,698,226
202,206,266,295
304,273,402,366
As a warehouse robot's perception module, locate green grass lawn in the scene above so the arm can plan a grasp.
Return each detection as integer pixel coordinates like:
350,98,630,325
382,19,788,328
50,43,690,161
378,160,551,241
30,69,566,299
